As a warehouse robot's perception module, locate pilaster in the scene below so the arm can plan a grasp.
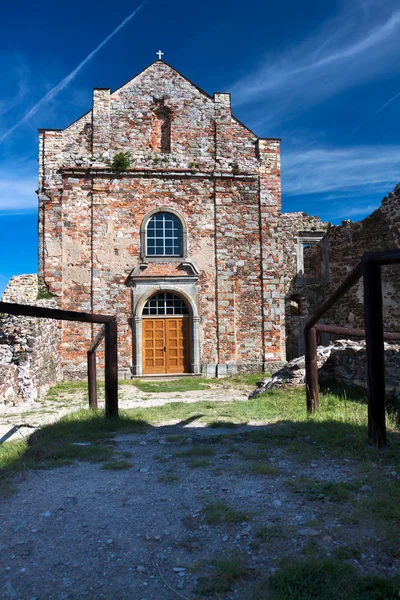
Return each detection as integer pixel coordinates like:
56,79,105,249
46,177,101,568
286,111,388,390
258,139,286,363
92,88,111,165
214,92,234,166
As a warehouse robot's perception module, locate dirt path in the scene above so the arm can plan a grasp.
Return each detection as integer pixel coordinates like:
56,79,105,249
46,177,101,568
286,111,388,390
0,383,250,444
1,383,399,598
2,422,398,600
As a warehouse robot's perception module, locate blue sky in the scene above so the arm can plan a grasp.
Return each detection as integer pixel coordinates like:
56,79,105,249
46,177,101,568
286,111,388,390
1,0,400,294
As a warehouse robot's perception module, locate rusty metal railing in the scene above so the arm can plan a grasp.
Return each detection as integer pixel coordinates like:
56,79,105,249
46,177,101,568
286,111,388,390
0,301,118,418
304,249,400,447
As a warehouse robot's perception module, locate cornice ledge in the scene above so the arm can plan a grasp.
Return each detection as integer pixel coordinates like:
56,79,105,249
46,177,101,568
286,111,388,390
60,166,258,179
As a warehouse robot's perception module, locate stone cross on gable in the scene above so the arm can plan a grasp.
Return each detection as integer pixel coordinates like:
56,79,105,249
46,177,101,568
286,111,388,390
157,50,164,60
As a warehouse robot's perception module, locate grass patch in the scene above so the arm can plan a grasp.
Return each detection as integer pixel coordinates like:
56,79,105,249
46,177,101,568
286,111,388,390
166,435,187,445
0,440,28,495
37,289,54,300
46,381,92,395
255,524,285,542
0,409,148,494
209,420,237,429
129,378,211,393
39,384,400,475
41,443,113,465
3,384,400,503
319,481,357,503
204,501,249,524
195,552,248,596
127,372,266,394
334,545,362,561
158,473,178,483
251,462,278,475
188,459,210,468
250,557,400,599
122,388,400,473
47,381,400,469
177,537,203,553
287,477,357,503
177,445,215,458
121,451,133,458
362,479,400,522
101,460,132,470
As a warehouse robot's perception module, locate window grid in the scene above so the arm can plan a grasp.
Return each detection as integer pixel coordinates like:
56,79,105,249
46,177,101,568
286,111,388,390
146,213,182,257
142,293,189,316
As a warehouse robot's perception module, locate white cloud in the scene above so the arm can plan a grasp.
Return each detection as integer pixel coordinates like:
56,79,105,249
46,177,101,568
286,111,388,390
282,145,400,196
0,1,148,143
320,202,381,221
0,173,37,211
347,89,400,138
230,1,400,125
0,54,30,118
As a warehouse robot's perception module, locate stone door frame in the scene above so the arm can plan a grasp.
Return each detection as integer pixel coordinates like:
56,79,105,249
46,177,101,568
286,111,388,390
131,280,200,376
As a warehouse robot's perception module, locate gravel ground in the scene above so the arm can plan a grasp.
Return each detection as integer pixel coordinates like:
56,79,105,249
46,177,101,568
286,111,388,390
1,422,399,599
1,383,399,599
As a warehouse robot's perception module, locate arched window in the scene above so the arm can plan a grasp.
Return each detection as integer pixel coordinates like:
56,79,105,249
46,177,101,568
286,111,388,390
143,292,189,316
146,212,183,257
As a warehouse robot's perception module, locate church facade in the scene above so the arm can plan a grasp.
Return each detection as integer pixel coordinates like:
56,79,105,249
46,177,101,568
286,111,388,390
38,59,285,379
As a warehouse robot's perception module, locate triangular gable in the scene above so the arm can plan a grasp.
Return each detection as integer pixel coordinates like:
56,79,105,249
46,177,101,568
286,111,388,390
112,59,214,101
61,60,259,139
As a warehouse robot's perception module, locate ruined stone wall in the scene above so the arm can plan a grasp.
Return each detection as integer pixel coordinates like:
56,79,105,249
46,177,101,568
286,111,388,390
281,212,330,360
317,185,400,332
0,275,61,405
283,185,400,360
2,274,40,303
298,186,400,335
38,60,285,378
319,340,400,404
253,339,400,408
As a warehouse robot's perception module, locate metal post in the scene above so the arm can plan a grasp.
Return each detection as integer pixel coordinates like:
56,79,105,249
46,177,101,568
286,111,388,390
87,351,98,409
305,326,319,413
363,261,387,447
104,319,118,418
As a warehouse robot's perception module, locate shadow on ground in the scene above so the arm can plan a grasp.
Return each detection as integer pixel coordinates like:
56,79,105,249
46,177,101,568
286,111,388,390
2,399,400,483
1,385,400,600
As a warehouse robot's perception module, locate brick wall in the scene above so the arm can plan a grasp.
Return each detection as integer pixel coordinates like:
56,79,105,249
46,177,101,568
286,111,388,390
38,60,285,378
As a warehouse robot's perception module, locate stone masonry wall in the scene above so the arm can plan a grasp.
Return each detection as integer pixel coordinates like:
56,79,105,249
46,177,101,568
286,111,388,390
38,60,285,379
317,185,400,332
0,275,61,405
281,212,330,360
320,341,400,404
303,185,400,338
253,339,400,408
282,184,400,360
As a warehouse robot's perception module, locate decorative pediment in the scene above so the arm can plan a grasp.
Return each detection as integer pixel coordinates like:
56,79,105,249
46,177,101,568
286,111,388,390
125,261,199,286
125,263,148,285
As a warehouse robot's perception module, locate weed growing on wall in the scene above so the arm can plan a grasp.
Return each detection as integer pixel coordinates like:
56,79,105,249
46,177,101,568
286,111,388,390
109,151,133,171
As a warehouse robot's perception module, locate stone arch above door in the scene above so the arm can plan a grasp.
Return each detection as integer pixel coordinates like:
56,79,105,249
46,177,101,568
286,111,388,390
130,282,200,376
142,292,190,375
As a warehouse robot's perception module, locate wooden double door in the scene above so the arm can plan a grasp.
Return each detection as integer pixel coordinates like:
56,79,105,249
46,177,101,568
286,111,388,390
143,317,190,375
